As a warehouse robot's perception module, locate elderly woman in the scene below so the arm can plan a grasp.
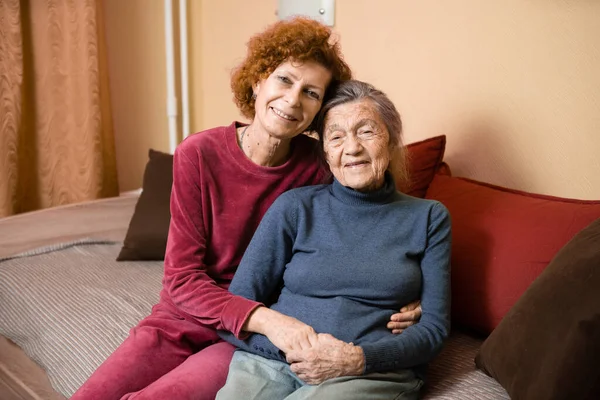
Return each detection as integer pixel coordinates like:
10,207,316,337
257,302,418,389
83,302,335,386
72,19,420,400
216,80,452,400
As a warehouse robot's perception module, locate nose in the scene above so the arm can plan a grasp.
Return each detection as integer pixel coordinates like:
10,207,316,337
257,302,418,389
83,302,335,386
344,134,363,155
284,87,301,107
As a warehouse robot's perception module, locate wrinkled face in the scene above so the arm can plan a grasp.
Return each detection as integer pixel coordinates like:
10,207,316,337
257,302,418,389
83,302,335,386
323,100,392,192
253,60,332,140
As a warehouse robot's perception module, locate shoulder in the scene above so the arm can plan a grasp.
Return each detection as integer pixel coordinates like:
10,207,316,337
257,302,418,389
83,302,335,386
395,193,448,213
268,184,328,214
281,183,329,202
393,194,451,227
175,122,235,162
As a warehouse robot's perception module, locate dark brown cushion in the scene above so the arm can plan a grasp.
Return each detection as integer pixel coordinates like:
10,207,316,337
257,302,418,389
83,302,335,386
117,149,173,261
475,218,600,400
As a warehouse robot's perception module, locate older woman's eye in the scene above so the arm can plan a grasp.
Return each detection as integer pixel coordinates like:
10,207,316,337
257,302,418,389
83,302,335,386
278,75,292,84
305,89,320,100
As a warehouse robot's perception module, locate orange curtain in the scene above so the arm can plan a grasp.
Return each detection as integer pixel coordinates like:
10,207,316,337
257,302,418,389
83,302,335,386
0,0,118,218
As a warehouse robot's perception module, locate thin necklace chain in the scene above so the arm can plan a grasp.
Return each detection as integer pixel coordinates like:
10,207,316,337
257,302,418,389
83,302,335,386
239,125,249,150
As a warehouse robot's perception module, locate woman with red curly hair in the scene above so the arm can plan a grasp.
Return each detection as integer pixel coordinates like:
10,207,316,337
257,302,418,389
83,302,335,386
72,17,420,400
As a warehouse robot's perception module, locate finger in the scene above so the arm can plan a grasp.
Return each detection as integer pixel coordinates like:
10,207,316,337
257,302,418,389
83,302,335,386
399,303,414,313
290,362,304,374
287,350,310,364
290,364,317,382
318,333,345,346
297,374,318,386
318,333,335,341
400,299,421,312
301,329,320,350
286,352,300,363
306,376,324,385
392,328,404,334
414,303,423,319
292,334,311,351
298,337,311,351
307,332,319,347
305,333,320,349
387,321,414,330
390,310,418,322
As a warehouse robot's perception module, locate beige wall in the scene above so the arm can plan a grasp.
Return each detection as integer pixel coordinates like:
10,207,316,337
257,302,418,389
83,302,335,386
103,0,170,192
105,0,600,199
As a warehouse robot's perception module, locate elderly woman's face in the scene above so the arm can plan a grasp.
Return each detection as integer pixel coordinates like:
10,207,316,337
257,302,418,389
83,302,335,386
253,60,332,140
323,100,391,192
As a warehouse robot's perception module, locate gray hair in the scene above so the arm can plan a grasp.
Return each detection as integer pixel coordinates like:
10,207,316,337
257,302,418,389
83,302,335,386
313,80,410,191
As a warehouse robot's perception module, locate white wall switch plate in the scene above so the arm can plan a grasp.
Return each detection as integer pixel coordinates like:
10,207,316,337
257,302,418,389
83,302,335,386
277,0,335,27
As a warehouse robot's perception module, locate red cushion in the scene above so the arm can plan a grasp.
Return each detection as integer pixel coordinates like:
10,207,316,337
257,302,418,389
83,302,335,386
404,135,446,197
436,162,452,177
426,174,600,334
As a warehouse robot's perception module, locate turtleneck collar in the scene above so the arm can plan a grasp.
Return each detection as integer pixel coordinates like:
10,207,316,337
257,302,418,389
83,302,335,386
330,171,397,206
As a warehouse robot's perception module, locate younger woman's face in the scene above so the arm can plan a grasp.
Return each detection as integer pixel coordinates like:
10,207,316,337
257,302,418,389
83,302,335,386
253,60,332,140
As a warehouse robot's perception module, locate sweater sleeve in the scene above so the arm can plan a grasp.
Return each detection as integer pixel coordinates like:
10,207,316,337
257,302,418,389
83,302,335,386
162,145,261,338
217,193,297,360
359,202,452,373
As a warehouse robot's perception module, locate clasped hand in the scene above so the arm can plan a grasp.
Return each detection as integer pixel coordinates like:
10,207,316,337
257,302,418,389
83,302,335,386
255,300,422,385
262,315,362,385
286,333,364,385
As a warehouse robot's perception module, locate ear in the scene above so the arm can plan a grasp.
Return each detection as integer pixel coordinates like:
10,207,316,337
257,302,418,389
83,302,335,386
387,133,397,152
252,82,261,97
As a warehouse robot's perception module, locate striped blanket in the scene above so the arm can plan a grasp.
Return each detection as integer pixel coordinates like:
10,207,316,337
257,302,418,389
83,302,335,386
0,240,163,397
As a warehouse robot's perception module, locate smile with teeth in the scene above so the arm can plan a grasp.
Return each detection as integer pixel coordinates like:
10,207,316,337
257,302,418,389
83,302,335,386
271,107,297,121
345,161,369,168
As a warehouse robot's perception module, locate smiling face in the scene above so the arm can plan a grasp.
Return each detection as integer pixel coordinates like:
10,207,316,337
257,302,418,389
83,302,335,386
323,99,392,192
253,60,332,140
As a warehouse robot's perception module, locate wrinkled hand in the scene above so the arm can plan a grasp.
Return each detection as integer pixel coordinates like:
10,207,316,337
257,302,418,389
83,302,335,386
260,312,319,355
286,333,365,385
387,300,422,334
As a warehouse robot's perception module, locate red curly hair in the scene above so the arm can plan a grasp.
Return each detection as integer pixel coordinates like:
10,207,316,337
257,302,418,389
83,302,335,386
231,17,352,119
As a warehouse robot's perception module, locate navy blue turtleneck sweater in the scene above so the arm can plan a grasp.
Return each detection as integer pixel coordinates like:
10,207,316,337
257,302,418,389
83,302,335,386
219,173,451,376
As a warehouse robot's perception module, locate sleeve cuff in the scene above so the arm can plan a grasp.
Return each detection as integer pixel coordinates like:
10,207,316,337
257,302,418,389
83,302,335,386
220,295,263,339
360,343,403,374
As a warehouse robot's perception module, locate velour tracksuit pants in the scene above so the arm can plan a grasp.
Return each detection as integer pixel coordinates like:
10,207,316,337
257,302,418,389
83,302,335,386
70,299,235,400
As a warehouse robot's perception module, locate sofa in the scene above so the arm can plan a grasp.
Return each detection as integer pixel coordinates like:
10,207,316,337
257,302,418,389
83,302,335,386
1,134,599,399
